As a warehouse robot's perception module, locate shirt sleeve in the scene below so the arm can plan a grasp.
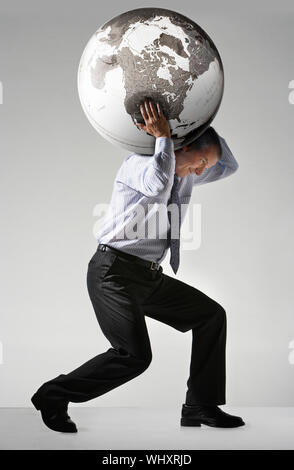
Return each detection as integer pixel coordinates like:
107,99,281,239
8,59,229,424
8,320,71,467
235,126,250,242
117,137,176,197
192,134,239,186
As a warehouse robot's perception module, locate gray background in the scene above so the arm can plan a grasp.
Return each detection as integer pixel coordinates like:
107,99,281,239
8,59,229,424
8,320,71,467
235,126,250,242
1,0,293,408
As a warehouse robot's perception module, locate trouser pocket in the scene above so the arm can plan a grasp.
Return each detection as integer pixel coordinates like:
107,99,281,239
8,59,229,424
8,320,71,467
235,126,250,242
88,250,118,283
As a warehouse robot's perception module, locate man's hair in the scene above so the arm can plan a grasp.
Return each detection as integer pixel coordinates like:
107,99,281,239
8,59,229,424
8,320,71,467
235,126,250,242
186,126,222,159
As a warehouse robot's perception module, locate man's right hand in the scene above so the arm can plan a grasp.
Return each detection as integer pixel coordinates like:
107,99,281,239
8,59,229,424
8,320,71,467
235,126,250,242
135,99,171,139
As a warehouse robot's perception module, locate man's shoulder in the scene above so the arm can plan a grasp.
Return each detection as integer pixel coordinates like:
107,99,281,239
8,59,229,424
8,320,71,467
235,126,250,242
119,152,151,171
115,152,151,185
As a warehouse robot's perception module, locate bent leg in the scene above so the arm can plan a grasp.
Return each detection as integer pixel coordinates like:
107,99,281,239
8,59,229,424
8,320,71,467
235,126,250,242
34,256,152,407
142,273,227,405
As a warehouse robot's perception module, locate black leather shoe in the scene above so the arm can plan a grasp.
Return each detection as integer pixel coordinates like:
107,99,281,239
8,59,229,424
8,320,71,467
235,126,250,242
181,404,245,428
31,392,78,433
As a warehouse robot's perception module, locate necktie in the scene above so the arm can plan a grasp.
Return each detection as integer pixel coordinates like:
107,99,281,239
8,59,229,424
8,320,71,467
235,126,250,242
167,173,181,274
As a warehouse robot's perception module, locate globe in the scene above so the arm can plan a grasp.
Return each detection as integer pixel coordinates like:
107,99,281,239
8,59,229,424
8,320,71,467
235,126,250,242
77,7,224,155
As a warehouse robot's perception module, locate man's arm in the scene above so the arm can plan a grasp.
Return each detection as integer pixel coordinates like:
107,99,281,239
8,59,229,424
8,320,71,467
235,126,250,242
192,134,239,186
140,136,175,196
117,136,175,197
117,99,175,197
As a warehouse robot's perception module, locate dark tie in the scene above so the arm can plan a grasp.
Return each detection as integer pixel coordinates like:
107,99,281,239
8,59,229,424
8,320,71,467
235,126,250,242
167,173,181,274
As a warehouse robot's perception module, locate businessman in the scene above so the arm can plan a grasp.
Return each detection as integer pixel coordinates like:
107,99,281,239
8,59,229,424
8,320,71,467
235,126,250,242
31,99,245,432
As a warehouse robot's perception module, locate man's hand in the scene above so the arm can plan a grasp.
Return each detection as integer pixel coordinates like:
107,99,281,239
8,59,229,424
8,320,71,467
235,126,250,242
135,99,171,139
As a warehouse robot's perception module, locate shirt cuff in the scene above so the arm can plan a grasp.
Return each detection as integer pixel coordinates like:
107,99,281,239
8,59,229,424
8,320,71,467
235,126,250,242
154,136,174,155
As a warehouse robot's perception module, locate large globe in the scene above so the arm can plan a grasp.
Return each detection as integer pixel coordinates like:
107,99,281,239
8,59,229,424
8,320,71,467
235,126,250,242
77,7,224,155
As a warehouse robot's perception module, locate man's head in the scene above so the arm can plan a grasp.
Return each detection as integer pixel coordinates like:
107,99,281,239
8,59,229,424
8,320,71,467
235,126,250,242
174,126,222,178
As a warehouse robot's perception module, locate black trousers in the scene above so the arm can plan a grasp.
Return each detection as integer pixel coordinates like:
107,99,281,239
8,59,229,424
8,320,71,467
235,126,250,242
34,246,227,407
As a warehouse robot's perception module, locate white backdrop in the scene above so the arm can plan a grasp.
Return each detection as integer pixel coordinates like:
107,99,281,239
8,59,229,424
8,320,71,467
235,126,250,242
1,0,294,407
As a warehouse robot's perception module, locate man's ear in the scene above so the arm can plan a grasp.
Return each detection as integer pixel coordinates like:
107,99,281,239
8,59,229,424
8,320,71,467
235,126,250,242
182,145,190,152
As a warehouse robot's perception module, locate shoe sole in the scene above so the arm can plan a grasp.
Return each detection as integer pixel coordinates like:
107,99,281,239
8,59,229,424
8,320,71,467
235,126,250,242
181,417,245,428
180,417,201,426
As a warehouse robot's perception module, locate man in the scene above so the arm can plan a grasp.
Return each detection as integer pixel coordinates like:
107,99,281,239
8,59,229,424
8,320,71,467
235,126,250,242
31,99,245,432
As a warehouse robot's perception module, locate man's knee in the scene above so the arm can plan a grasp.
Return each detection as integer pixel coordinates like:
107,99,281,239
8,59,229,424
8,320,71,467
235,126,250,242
136,353,152,373
119,348,152,374
213,303,227,326
203,301,226,327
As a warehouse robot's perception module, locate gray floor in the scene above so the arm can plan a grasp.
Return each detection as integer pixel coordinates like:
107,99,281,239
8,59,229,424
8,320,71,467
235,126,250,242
0,407,294,450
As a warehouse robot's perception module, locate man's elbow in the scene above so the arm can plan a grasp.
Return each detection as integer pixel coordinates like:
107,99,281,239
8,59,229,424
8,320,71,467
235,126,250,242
231,160,239,174
224,158,239,175
218,159,239,178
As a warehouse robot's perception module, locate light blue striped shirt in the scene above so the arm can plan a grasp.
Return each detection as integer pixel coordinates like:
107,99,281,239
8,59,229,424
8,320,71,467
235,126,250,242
96,133,239,264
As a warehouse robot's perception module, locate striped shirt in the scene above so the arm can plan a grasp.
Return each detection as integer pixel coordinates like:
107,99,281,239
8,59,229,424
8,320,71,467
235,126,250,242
96,133,239,264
